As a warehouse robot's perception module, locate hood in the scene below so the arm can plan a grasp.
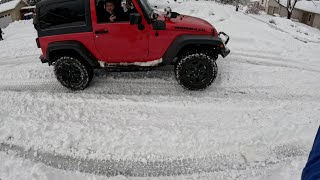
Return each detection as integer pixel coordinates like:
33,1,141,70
164,15,213,34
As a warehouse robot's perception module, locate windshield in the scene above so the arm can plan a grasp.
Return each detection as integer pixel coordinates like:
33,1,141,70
139,0,153,17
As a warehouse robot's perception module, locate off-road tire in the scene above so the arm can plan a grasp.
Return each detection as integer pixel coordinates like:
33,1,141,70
175,52,218,91
54,56,93,91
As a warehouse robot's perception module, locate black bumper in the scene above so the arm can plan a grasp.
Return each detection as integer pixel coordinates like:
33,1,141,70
40,55,48,63
221,47,230,58
218,32,230,58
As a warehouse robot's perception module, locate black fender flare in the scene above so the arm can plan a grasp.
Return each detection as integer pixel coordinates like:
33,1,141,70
46,41,99,67
162,35,226,65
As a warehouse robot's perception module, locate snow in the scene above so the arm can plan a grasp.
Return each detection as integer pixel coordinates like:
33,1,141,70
0,0,21,14
0,152,110,180
279,0,320,14
20,6,36,10
253,14,320,43
23,12,33,16
99,58,163,67
0,151,308,180
1,0,320,179
296,0,320,14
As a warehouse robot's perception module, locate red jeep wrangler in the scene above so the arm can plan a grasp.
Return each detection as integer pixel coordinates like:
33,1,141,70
34,0,230,90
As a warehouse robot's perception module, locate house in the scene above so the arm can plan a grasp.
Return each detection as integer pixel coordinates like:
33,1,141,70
0,0,28,28
260,0,320,29
259,0,270,10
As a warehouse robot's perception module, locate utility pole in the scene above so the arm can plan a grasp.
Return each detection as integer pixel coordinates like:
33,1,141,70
236,0,239,11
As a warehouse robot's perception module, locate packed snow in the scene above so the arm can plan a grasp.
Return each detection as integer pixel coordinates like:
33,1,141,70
1,0,320,179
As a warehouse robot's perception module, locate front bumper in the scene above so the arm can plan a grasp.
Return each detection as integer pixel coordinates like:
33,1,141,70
221,46,230,58
218,32,230,58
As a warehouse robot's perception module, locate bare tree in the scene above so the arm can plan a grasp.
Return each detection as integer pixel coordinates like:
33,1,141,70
236,0,239,11
276,0,299,19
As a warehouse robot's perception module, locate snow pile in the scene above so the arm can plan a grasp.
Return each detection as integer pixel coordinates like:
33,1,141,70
269,17,320,43
269,17,296,27
0,19,40,58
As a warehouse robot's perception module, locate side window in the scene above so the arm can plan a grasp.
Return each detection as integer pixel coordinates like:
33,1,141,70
39,0,86,30
96,0,137,24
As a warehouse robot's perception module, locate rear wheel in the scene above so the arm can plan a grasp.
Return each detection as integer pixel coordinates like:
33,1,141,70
175,52,218,90
54,56,93,91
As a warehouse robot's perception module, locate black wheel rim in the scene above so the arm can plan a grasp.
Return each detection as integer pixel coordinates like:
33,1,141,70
183,60,210,85
57,63,83,86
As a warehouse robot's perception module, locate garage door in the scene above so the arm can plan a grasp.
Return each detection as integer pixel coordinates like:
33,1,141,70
273,7,279,14
0,16,12,28
268,7,273,15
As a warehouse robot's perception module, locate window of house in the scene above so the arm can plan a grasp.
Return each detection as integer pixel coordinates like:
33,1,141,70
39,0,86,29
308,14,312,22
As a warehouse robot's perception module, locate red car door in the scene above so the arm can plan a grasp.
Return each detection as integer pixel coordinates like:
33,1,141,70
91,1,149,63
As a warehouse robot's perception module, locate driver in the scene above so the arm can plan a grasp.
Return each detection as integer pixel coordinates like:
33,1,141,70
99,0,121,23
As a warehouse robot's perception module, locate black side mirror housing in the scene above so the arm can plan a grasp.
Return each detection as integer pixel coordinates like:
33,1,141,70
130,13,142,25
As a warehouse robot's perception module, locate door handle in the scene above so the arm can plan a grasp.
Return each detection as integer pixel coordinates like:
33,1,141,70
95,29,109,34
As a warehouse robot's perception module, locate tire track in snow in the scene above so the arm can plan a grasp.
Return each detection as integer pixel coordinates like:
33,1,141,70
231,51,313,65
0,78,319,103
0,142,308,177
227,55,320,73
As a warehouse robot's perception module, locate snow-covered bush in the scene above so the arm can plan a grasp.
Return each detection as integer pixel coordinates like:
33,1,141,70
269,17,296,27
245,2,260,14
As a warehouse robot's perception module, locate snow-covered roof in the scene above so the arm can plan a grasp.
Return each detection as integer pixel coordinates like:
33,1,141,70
0,0,23,14
23,12,33,16
21,6,35,10
279,0,320,14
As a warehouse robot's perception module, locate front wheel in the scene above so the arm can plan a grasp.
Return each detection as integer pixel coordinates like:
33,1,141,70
175,52,218,91
54,56,93,91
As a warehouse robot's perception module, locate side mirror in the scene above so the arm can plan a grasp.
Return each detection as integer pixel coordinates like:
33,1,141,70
164,7,172,18
129,13,142,25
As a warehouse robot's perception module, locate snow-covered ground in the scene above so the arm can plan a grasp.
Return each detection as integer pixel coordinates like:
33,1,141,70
1,0,320,179
249,13,320,43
